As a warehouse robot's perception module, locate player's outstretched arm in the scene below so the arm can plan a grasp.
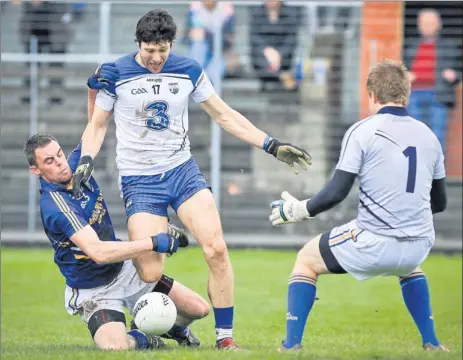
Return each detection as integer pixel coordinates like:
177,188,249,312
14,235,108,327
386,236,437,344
70,225,182,264
200,94,312,174
269,169,356,226
73,63,119,198
72,106,112,198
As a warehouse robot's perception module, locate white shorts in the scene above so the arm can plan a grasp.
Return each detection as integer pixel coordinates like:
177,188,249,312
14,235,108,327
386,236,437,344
64,260,156,324
319,220,433,281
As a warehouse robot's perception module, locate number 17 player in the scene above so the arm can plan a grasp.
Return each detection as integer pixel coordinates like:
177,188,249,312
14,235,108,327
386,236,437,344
74,9,312,349
271,59,449,352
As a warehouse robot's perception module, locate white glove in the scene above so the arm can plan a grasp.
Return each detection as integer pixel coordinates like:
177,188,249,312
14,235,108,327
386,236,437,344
269,191,312,226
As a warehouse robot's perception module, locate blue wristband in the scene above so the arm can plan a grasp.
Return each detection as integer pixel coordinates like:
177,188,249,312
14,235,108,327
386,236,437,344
263,135,273,152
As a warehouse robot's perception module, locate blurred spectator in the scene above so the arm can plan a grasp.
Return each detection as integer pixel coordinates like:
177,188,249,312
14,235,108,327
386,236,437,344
249,1,301,92
17,0,72,104
404,8,461,151
184,1,241,83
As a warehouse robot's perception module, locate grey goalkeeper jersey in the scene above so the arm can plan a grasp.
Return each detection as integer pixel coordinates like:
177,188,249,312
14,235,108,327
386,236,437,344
336,106,445,240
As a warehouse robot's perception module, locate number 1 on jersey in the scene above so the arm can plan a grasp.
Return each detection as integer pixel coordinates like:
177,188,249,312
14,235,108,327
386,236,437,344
152,85,160,95
403,146,417,193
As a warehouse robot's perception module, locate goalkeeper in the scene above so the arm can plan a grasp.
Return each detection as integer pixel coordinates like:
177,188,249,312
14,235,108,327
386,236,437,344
270,59,448,352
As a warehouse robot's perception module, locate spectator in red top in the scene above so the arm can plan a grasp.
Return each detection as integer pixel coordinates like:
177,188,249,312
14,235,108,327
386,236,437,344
404,8,461,152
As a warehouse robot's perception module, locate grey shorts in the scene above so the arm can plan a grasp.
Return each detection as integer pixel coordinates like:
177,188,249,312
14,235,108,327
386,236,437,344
64,260,156,324
320,220,433,281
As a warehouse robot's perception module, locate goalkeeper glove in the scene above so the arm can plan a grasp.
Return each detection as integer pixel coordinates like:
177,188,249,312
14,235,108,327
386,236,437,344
270,191,312,226
72,155,94,199
152,233,179,256
263,136,312,174
87,62,120,90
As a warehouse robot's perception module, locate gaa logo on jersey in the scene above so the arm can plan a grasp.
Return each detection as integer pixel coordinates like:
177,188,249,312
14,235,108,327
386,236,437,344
145,100,170,131
168,83,179,95
131,88,148,95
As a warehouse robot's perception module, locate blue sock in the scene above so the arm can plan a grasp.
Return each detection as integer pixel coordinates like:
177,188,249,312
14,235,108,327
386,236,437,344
127,329,149,349
400,272,440,346
284,274,317,348
213,306,234,340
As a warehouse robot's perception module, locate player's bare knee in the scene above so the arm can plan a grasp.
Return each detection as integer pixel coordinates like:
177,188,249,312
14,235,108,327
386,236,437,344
294,235,324,274
195,297,211,319
137,267,163,284
90,310,129,350
203,239,229,268
186,297,211,320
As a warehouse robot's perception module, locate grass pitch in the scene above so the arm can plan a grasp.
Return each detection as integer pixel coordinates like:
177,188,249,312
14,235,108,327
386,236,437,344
1,248,461,360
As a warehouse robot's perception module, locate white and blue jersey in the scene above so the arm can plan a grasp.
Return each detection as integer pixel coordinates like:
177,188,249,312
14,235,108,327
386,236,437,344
40,143,123,289
95,52,216,176
336,106,445,240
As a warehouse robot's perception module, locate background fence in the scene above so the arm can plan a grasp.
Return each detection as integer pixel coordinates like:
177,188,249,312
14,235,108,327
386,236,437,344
1,1,461,250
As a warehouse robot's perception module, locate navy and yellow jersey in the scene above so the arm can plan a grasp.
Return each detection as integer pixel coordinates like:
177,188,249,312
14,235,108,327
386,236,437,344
39,142,123,289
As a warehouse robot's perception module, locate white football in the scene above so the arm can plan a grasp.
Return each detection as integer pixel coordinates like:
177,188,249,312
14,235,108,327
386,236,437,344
132,292,177,335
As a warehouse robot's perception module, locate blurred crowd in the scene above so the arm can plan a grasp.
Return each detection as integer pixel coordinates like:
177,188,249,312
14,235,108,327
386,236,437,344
3,0,461,153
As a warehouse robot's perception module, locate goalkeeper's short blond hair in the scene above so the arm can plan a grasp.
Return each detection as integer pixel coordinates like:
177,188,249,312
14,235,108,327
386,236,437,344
366,59,411,106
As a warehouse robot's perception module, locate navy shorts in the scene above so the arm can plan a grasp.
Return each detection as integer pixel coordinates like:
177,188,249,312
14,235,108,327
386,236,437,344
120,157,211,218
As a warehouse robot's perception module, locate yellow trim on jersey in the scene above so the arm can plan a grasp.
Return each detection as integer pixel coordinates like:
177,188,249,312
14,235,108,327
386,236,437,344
50,192,84,233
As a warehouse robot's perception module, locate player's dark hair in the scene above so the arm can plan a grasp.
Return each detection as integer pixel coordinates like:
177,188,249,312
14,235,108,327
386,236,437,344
135,9,177,46
24,133,57,166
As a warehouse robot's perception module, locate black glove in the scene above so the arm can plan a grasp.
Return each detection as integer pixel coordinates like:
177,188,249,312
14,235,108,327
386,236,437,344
72,155,94,199
87,62,120,90
167,223,189,248
264,137,312,174
151,233,179,256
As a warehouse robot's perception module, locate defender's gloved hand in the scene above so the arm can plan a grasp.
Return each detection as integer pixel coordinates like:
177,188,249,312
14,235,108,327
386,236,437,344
167,223,189,248
152,233,179,256
270,191,312,226
87,62,120,90
72,155,94,199
263,136,312,174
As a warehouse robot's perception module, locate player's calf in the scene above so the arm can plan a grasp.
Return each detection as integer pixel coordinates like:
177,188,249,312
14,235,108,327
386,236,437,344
177,188,236,346
281,234,335,350
399,268,444,349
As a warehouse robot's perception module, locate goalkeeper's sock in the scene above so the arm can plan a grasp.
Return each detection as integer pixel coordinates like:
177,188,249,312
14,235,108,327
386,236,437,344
214,306,234,341
400,272,440,346
283,274,317,348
